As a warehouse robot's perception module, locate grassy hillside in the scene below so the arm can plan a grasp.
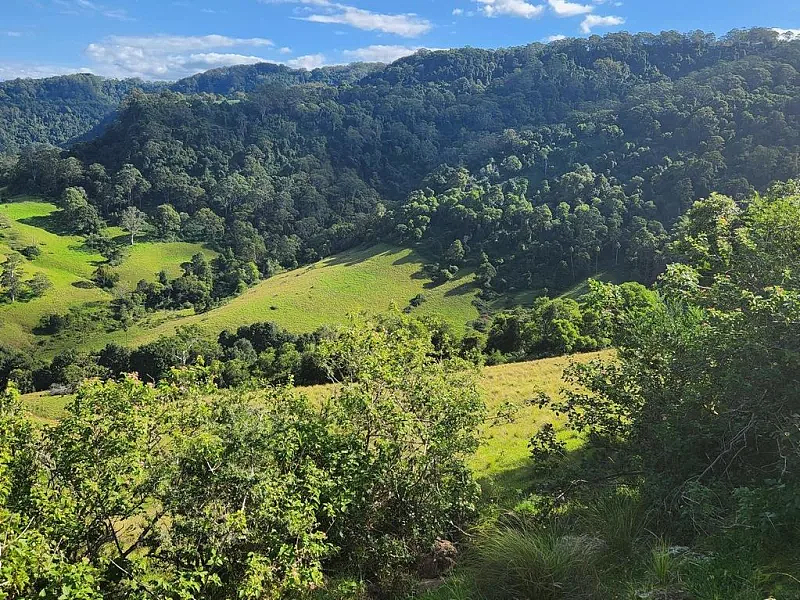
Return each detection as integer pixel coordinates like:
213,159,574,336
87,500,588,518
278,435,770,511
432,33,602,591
0,198,213,349
1,199,482,352
0,199,109,347
77,244,483,351
20,352,612,464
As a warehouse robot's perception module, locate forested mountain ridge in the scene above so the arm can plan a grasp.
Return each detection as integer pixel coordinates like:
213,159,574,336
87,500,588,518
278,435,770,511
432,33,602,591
170,61,383,95
6,27,797,295
0,62,384,152
0,73,166,153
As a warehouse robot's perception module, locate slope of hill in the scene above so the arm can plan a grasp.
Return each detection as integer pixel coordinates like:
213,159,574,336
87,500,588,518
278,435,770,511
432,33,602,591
20,27,790,301
298,349,612,480
69,243,482,353
0,198,214,348
0,62,386,153
0,199,482,353
19,350,611,467
170,61,383,94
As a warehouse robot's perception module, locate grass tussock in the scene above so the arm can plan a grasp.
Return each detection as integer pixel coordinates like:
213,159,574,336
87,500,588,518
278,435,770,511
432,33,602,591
470,520,606,600
581,488,648,557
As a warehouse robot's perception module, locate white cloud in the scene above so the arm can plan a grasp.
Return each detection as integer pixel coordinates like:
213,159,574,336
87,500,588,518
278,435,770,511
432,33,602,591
773,28,800,41
279,46,293,54
53,0,133,20
263,0,431,37
476,0,544,18
548,0,593,16
301,8,431,37
4,31,24,37
84,35,276,79
286,53,327,69
88,34,274,54
452,8,464,15
579,14,624,33
342,44,442,63
545,34,567,41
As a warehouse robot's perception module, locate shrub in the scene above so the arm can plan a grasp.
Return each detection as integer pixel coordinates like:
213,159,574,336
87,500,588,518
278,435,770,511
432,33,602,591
28,272,52,297
92,265,120,289
20,245,41,259
410,293,427,307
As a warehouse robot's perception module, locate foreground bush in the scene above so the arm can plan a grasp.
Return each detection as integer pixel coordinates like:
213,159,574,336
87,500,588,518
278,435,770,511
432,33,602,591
0,313,485,599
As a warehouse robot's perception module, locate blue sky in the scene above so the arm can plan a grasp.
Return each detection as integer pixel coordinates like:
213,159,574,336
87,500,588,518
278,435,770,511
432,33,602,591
1,0,798,80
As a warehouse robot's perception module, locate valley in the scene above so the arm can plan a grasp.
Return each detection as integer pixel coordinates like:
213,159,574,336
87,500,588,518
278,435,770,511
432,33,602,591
1,25,799,600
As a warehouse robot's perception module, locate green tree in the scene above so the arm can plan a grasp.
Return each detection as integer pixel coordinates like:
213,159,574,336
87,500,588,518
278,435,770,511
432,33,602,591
61,186,104,235
92,265,120,290
444,239,466,264
318,313,486,587
112,164,151,210
539,191,800,530
153,203,181,240
27,272,52,297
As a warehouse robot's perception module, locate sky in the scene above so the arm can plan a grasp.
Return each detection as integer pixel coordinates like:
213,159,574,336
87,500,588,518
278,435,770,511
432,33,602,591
0,0,798,81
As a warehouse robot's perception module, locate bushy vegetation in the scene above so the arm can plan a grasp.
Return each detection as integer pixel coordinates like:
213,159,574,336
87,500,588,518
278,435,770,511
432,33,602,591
420,186,800,599
0,313,485,599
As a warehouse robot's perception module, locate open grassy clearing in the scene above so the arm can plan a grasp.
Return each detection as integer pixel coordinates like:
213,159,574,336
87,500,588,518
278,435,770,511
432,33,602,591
115,240,216,289
17,391,73,425
0,199,109,347
0,198,213,350
76,243,483,352
471,350,611,477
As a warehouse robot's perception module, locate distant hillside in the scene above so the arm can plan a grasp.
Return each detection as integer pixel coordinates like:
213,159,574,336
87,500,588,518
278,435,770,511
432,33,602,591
0,62,385,152
170,62,383,94
0,198,215,350
0,74,165,153
4,28,800,317
52,243,481,354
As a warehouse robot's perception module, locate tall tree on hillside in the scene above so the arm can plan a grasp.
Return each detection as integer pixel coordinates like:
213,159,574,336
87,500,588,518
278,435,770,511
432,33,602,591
119,206,147,245
112,164,151,212
154,203,181,240
1,254,25,302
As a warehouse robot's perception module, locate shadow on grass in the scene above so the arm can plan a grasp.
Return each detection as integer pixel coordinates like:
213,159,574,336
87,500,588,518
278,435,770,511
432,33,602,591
476,443,609,509
391,251,422,266
110,233,131,245
321,243,390,268
444,279,478,297
19,213,74,236
477,461,541,505
411,268,429,280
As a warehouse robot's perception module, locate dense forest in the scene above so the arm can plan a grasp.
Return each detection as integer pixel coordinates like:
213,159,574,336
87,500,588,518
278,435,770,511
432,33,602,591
0,63,382,153
0,74,163,153
4,28,799,296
